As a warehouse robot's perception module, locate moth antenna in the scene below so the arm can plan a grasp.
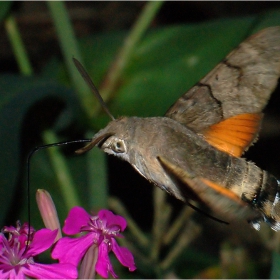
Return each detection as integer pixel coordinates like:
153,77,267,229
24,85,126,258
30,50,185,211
24,138,92,254
72,58,115,121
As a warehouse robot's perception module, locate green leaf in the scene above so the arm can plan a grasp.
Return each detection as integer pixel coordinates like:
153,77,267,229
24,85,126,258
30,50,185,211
0,74,81,225
270,251,280,278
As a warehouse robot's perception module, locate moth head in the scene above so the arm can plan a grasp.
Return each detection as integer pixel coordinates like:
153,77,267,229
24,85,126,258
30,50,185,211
75,117,130,161
73,58,131,160
100,135,128,161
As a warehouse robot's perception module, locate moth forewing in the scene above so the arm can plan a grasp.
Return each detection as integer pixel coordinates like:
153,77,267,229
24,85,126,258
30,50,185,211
165,26,280,132
157,156,261,221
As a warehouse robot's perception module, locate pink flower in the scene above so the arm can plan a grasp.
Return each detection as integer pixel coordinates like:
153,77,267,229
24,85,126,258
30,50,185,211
52,206,136,278
0,222,77,279
3,221,35,249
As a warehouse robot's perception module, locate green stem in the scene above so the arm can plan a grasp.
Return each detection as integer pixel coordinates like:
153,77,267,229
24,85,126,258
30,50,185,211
163,206,194,245
150,187,170,262
47,1,95,120
86,147,108,210
160,221,201,271
42,130,81,209
99,1,164,105
4,15,33,76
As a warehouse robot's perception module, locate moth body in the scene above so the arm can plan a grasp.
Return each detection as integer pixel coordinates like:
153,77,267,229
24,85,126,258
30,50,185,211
78,116,280,230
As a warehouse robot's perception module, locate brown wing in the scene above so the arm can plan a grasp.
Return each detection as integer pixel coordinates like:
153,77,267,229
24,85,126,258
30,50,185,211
165,27,280,154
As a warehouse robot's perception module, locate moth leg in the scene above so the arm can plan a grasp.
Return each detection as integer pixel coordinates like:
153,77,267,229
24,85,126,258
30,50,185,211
249,216,280,232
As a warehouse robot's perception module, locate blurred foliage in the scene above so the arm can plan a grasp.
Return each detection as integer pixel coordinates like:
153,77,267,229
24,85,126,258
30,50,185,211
1,1,280,278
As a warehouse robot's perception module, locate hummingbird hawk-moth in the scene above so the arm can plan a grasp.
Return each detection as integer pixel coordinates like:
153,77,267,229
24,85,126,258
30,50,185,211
74,26,280,231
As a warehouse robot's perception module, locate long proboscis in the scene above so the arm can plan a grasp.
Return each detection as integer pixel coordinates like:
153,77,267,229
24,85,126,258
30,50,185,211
24,139,91,254
72,58,115,121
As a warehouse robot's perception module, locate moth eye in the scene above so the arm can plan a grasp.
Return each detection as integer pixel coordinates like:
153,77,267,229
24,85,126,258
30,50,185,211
112,139,126,153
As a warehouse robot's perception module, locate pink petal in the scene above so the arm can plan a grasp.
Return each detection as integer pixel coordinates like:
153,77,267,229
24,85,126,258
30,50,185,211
98,210,127,231
95,242,118,278
25,229,58,257
63,206,91,235
0,266,26,279
23,263,77,279
0,234,5,249
52,234,93,266
0,269,19,279
112,238,136,272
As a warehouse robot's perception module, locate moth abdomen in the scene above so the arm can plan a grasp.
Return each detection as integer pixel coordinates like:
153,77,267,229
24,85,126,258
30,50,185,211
255,172,280,220
238,163,280,229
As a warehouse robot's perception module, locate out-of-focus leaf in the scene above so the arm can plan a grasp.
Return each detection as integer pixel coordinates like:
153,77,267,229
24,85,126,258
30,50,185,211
251,9,280,32
270,251,280,279
41,31,126,87
0,74,81,225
